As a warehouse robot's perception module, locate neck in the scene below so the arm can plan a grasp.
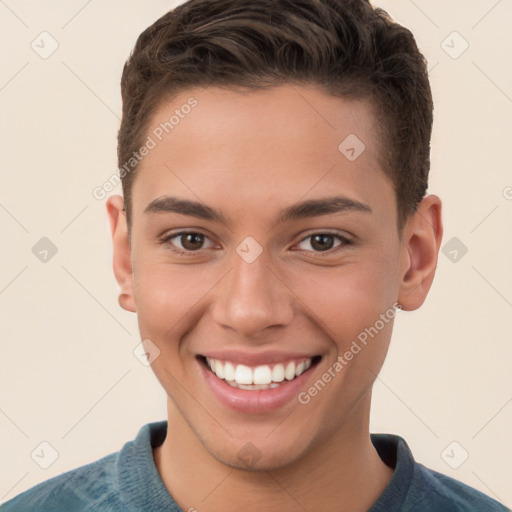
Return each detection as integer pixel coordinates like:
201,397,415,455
153,393,394,511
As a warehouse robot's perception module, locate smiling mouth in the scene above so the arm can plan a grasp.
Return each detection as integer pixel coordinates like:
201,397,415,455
198,355,322,390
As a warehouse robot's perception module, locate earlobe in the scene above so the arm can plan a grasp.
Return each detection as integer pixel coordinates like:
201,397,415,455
106,195,137,313
398,195,443,311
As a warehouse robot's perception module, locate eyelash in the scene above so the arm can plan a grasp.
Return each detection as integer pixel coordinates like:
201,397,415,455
158,230,353,257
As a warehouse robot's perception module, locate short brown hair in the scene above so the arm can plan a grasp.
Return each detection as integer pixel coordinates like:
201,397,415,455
118,0,433,233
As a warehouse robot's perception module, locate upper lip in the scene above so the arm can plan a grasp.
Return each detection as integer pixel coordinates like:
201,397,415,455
198,350,321,366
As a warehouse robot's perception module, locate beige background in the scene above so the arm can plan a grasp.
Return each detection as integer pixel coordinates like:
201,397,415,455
1,0,511,507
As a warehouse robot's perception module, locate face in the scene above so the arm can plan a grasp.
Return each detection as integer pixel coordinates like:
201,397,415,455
111,84,427,471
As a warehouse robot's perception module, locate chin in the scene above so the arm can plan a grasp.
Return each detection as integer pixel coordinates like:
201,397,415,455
206,435,310,473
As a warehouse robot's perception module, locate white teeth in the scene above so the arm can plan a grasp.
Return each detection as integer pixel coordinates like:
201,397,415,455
253,365,272,385
228,381,281,390
271,363,285,382
214,359,224,379
224,361,235,381
205,357,314,387
234,364,253,385
285,361,296,380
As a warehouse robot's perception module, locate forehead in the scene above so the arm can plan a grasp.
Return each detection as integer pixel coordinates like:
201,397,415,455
131,84,394,226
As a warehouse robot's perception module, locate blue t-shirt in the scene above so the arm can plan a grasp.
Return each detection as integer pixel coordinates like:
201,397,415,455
2,421,509,511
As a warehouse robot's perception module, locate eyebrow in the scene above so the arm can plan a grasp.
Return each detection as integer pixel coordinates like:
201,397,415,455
143,195,372,224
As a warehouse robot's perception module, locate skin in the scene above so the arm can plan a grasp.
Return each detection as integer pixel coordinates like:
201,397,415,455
106,84,443,511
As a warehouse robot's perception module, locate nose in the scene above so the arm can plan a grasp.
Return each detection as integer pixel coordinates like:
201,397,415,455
211,249,294,339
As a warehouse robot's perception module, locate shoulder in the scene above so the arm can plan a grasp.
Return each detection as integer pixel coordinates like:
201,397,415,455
1,422,167,512
1,452,121,512
370,434,510,512
406,460,510,511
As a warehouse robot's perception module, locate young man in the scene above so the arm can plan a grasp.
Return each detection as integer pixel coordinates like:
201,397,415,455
3,0,509,511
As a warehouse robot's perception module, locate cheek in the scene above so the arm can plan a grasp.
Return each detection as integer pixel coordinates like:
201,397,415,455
292,261,399,420
131,266,207,391
131,259,232,371
132,264,208,342
295,258,398,340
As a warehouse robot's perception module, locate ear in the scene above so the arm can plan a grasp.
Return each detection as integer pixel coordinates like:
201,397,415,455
398,194,443,311
106,195,136,313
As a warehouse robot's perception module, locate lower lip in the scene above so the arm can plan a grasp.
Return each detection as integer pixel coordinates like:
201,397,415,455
199,359,317,414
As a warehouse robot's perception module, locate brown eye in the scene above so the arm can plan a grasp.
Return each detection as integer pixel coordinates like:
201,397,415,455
296,233,350,253
180,233,205,251
310,234,335,251
162,231,215,253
